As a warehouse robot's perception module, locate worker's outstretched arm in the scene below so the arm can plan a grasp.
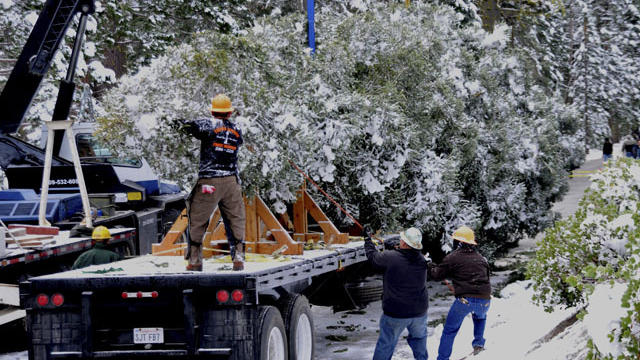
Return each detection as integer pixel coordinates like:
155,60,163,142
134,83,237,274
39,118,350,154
363,228,388,270
173,118,207,139
427,255,451,281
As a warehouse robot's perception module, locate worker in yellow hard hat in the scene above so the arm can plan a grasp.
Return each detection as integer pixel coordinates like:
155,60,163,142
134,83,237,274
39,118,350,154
71,226,122,270
176,94,245,271
428,226,491,359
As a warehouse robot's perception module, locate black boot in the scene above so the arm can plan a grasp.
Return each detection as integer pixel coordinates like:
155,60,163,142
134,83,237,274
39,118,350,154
231,243,244,271
186,244,202,271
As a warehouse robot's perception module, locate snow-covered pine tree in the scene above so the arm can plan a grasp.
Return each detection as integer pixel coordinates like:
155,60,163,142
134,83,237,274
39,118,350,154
96,2,581,257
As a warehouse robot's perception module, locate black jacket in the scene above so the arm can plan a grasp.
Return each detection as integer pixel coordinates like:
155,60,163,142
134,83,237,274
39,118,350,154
364,238,429,318
603,142,613,155
181,118,243,178
428,246,491,299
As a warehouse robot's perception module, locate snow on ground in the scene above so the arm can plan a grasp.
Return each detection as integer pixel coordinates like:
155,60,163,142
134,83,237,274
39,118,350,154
314,278,627,360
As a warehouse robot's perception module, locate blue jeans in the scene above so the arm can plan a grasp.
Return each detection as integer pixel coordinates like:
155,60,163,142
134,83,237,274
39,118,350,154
373,313,428,360
603,154,612,162
437,297,491,360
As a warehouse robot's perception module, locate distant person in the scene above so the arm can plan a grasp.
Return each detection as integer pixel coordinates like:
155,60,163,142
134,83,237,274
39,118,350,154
622,135,636,158
72,226,121,270
602,138,613,162
428,226,491,360
364,227,429,360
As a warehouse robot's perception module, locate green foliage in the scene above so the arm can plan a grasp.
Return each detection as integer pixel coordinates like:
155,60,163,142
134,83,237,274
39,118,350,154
98,2,581,257
528,158,640,358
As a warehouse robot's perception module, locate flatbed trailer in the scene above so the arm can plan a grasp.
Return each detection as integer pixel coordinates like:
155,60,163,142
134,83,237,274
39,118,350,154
0,227,135,331
20,240,384,360
1,228,136,283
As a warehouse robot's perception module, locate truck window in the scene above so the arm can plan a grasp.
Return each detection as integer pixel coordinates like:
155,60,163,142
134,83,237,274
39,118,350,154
76,133,142,167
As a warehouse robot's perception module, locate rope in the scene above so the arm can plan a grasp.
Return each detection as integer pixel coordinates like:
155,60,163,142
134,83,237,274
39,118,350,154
288,159,363,230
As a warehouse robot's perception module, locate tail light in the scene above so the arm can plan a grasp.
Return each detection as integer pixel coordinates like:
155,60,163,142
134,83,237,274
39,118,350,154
216,290,229,303
51,293,64,307
231,290,244,302
122,291,160,299
36,294,49,307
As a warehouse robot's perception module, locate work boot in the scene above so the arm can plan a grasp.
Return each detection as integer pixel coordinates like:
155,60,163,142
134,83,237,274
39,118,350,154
186,244,202,272
231,243,245,271
472,346,484,355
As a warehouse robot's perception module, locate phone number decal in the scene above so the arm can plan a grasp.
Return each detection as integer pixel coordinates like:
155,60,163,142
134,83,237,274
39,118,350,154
49,179,78,186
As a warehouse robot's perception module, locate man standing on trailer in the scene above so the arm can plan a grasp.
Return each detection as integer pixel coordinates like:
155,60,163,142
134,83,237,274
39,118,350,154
178,94,245,271
364,227,429,360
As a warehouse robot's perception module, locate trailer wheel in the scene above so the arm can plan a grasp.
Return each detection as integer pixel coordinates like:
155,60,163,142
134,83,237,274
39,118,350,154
278,295,314,360
345,278,383,306
256,306,288,360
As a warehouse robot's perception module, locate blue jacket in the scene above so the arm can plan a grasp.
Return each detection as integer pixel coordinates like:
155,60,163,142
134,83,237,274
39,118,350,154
365,237,429,318
182,118,243,178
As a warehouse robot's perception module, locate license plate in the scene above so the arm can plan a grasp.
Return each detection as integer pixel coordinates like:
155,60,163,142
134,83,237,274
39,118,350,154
133,328,164,344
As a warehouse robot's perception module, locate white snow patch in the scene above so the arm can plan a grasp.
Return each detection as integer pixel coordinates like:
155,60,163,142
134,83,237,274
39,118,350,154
323,145,335,161
84,41,97,57
0,0,13,10
137,114,157,139
125,95,142,112
481,24,508,49
275,113,298,131
25,12,39,26
88,61,116,82
371,133,383,146
361,171,384,193
349,0,369,11
583,283,627,357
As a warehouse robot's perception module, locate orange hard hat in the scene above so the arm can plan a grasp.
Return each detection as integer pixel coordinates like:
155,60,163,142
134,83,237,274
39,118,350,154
210,94,234,113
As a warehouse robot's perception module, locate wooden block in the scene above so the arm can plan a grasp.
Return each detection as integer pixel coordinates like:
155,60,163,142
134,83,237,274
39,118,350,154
6,234,54,244
293,189,307,234
245,197,258,243
8,224,59,236
3,228,26,237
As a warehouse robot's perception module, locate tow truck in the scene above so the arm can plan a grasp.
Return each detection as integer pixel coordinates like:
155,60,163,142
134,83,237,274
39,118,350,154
0,0,186,267
0,0,185,328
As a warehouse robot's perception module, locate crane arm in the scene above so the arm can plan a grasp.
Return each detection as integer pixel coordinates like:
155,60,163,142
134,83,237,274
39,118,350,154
0,0,95,135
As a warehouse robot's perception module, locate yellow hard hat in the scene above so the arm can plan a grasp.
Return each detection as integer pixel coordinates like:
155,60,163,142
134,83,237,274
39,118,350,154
92,226,111,240
452,226,476,245
210,94,234,113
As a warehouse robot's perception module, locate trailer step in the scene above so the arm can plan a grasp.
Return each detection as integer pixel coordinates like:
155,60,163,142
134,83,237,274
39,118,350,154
50,348,232,358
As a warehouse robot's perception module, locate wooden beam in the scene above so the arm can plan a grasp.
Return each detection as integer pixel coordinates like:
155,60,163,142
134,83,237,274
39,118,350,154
245,197,258,243
152,208,188,256
293,187,307,241
255,196,303,255
303,190,348,244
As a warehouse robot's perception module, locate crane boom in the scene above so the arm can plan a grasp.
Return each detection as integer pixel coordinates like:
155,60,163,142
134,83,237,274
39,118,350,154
0,0,95,135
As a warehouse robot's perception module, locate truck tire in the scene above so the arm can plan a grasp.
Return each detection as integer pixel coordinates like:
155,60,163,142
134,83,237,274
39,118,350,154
278,295,314,360
256,306,288,360
345,278,383,306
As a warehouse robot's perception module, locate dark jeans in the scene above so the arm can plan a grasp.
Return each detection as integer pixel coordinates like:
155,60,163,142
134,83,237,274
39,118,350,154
437,297,490,360
373,313,428,360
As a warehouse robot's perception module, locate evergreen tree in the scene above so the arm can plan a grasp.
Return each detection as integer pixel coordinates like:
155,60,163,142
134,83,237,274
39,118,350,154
96,2,581,257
